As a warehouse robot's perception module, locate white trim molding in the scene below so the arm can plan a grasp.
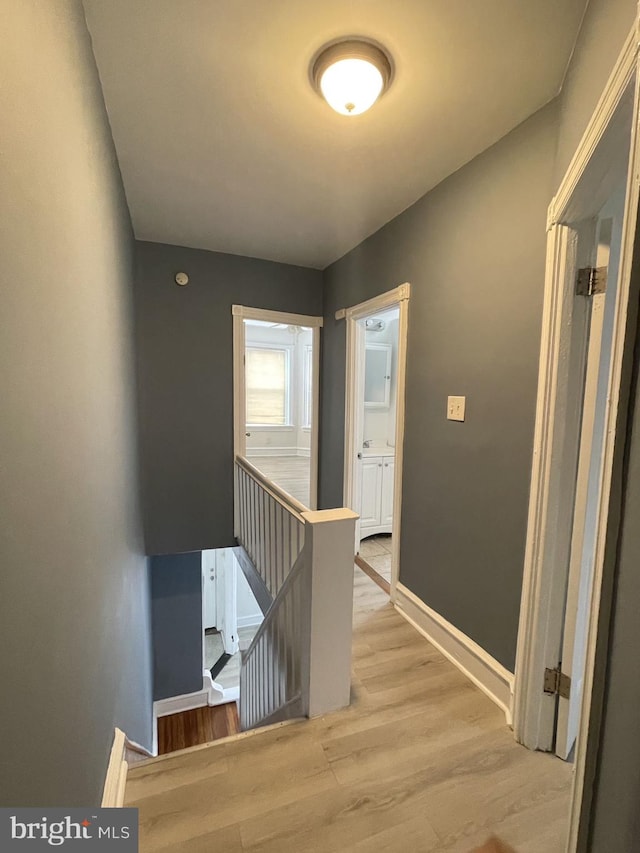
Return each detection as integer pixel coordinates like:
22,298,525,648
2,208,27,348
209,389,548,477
342,283,410,599
513,20,640,853
233,304,322,510
337,282,410,322
548,26,639,230
395,583,514,726
515,22,640,748
101,728,128,808
153,672,227,719
153,690,211,719
152,672,238,755
244,446,302,457
232,304,323,328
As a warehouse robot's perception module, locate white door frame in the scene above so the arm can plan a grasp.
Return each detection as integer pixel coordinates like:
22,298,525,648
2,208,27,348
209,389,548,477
232,305,323,510
339,283,410,598
513,25,640,852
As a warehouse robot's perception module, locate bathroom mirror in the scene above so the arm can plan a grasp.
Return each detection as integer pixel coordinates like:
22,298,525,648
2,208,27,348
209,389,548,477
364,343,392,408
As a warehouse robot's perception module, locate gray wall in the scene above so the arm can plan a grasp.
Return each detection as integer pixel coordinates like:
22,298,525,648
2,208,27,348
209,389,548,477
0,0,152,805
320,102,558,670
133,241,323,555
554,0,638,186
151,553,203,700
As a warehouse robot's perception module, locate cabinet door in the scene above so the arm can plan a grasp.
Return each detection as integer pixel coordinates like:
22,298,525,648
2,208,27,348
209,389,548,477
360,457,382,529
381,459,395,527
364,344,392,408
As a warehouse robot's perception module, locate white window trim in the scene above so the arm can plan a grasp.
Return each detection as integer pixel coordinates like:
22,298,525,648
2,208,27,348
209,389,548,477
302,343,313,429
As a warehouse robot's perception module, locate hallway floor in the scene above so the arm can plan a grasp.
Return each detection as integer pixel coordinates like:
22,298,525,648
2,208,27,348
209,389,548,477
126,569,571,852
245,454,311,507
358,533,393,584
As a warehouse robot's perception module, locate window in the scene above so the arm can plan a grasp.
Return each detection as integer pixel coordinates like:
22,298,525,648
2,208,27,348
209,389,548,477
303,345,313,428
246,346,290,425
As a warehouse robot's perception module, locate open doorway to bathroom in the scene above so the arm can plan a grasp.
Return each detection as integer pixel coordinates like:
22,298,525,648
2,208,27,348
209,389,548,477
342,285,410,597
355,308,399,590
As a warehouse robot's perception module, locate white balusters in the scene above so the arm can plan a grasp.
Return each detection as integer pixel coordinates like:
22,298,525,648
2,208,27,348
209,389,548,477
234,457,305,598
235,456,358,731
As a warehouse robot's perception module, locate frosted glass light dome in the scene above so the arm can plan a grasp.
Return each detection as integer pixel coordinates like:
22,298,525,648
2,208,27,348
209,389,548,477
320,57,384,116
312,40,392,117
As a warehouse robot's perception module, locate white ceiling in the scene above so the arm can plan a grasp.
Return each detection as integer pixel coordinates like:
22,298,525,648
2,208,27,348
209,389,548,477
84,0,587,269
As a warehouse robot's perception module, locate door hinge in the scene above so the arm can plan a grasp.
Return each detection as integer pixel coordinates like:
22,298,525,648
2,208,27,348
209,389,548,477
576,266,607,296
543,666,571,699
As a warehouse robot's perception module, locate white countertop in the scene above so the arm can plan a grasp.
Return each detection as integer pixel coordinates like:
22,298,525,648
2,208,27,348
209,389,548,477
361,446,395,458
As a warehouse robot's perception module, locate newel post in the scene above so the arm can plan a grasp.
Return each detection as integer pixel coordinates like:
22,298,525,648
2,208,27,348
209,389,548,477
301,508,358,718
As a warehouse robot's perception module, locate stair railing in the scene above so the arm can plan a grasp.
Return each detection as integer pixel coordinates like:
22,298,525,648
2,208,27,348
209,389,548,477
234,455,306,598
239,549,311,730
234,454,358,730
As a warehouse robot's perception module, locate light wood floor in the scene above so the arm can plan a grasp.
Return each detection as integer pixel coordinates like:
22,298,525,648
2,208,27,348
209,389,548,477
358,534,393,588
126,570,571,852
245,454,311,507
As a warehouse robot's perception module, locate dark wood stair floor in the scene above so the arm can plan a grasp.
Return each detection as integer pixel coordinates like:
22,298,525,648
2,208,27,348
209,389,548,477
158,702,240,755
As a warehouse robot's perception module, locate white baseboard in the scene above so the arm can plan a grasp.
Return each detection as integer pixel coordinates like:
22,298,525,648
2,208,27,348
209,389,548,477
102,728,128,807
154,672,238,715
246,447,310,458
154,672,225,718
154,689,211,719
394,583,514,725
245,447,298,457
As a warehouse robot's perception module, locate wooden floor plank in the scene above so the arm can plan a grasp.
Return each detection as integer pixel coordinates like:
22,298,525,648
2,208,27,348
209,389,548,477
128,567,571,852
157,703,240,756
245,455,310,507
354,553,390,594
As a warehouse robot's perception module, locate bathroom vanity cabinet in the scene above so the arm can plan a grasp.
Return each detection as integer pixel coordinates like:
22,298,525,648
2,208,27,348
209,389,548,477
359,450,395,538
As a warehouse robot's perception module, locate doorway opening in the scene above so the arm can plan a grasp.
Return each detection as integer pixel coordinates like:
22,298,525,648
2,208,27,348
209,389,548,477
232,306,322,510
514,32,640,851
341,284,410,597
201,547,263,701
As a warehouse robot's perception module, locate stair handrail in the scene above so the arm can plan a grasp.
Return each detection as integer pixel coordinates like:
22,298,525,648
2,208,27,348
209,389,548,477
235,453,358,729
235,454,308,519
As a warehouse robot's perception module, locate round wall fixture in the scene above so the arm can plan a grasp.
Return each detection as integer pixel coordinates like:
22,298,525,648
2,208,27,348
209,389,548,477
174,272,189,286
311,39,392,116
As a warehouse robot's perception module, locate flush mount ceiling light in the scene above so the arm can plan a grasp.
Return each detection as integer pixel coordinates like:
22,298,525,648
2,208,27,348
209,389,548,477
312,39,392,116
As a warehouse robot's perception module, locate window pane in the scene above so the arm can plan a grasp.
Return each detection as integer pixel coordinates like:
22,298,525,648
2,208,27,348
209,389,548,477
246,348,287,424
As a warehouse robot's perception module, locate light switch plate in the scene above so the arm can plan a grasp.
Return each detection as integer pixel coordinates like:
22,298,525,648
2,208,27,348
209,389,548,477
447,395,466,422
